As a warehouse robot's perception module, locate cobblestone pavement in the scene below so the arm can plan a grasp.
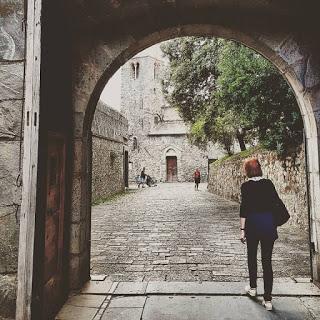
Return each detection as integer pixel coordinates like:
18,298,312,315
91,183,310,282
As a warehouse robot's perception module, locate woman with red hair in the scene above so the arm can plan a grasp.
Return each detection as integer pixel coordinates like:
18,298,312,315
240,158,285,311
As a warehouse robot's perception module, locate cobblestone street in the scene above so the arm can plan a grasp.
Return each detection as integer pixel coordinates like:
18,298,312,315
91,183,310,282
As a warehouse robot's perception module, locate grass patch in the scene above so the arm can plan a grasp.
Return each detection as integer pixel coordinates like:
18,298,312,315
212,146,263,167
92,188,137,206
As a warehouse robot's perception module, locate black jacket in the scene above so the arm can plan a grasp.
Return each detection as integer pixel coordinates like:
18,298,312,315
240,178,281,218
240,178,280,240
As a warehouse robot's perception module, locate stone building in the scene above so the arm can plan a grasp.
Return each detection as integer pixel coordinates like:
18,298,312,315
121,56,225,183
2,2,320,319
91,101,128,203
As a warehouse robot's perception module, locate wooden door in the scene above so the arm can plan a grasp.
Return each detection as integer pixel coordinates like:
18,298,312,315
43,135,66,319
166,156,177,182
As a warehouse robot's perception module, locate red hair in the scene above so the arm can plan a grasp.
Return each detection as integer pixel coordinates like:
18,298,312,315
243,158,263,178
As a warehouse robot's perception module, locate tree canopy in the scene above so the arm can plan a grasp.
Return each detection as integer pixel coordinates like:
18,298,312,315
161,37,303,155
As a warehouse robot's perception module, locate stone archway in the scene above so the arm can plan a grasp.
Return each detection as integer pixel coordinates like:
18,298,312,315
69,25,320,292
14,2,320,318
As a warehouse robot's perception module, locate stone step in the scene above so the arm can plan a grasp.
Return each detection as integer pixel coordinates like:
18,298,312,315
80,279,320,297
57,294,320,320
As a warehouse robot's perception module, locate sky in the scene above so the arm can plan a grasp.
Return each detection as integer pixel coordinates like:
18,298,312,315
100,43,165,111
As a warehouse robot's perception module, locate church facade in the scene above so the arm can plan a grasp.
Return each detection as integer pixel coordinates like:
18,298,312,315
120,56,225,183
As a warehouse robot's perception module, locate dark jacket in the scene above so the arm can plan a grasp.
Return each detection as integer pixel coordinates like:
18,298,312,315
240,178,279,240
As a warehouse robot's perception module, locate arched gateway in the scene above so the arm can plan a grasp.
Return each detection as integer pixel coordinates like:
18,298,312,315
14,1,320,319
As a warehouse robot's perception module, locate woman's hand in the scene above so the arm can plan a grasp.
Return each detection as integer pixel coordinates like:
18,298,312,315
240,230,246,244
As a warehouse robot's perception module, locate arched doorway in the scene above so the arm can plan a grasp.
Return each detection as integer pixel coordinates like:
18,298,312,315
162,147,181,182
16,2,320,318
166,155,177,182
73,26,320,298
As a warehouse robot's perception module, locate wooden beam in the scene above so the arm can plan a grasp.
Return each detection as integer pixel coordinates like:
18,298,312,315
16,0,42,319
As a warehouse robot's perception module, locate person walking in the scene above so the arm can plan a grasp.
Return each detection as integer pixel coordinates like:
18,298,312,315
240,158,288,311
140,167,146,188
194,168,201,190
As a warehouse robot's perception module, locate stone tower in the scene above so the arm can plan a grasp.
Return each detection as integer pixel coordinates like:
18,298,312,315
120,56,169,180
121,56,225,182
120,56,165,139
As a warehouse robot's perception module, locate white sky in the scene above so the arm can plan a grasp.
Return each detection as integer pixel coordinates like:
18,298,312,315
100,43,165,111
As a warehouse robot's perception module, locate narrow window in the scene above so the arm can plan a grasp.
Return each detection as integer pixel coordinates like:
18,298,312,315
133,137,138,150
131,63,135,79
131,62,140,79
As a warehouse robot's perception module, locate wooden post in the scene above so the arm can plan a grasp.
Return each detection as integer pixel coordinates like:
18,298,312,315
16,0,42,319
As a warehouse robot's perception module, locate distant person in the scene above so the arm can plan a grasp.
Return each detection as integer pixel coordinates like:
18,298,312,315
146,175,150,187
193,168,201,190
140,167,146,188
240,158,289,311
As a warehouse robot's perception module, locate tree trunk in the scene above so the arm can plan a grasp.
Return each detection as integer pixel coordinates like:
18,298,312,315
224,144,233,156
236,130,246,151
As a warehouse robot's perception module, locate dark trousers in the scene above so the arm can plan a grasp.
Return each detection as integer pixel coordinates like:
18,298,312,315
247,237,275,301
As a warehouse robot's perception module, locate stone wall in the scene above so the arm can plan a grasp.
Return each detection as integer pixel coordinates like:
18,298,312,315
208,148,308,230
129,135,211,182
0,1,25,317
91,102,128,203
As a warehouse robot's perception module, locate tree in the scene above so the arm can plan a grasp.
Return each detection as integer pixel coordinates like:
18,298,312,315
161,37,220,123
161,37,303,155
189,108,243,155
216,41,303,154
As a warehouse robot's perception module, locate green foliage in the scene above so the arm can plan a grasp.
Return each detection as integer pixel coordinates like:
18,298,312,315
211,111,240,155
212,146,262,168
189,116,207,147
161,37,303,155
216,41,303,154
161,37,220,122
92,189,136,206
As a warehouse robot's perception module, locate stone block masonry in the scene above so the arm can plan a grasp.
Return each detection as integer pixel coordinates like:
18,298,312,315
0,1,25,317
208,147,308,230
129,135,210,183
91,101,128,203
